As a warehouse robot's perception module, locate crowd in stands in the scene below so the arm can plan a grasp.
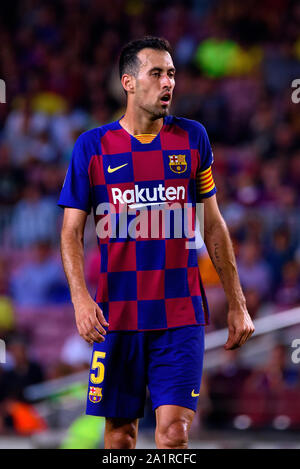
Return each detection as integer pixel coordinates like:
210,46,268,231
0,0,300,435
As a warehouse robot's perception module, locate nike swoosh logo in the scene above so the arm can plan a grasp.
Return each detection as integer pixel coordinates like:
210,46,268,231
191,390,200,397
108,163,128,173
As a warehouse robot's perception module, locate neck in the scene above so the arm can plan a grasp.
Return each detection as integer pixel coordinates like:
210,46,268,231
119,107,164,135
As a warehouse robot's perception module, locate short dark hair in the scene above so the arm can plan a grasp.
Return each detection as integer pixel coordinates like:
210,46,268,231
119,36,172,80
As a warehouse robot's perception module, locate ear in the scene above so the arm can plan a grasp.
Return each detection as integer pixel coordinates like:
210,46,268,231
121,74,135,94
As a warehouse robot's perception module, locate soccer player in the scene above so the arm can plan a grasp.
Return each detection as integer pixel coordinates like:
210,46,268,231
58,36,254,449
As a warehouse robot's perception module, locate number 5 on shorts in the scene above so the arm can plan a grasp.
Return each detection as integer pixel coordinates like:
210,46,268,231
90,351,106,384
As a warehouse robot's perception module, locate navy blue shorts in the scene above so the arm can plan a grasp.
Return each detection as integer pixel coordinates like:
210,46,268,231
86,325,205,419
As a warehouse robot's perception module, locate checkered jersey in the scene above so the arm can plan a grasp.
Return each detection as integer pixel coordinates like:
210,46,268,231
58,116,217,331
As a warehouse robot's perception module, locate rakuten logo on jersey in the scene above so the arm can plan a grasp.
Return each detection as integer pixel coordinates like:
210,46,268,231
111,183,185,207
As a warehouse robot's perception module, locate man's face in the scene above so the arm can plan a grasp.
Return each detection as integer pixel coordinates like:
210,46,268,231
131,48,176,119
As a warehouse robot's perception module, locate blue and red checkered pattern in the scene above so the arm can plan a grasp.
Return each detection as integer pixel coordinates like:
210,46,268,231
58,116,216,331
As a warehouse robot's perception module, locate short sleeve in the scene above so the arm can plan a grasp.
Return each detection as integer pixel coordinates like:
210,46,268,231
197,124,217,199
58,134,92,213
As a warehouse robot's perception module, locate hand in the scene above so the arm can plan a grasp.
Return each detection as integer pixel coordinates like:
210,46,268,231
224,306,255,350
73,295,109,345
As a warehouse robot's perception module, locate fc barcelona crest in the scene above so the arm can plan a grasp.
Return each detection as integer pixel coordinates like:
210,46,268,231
169,154,187,174
89,386,103,403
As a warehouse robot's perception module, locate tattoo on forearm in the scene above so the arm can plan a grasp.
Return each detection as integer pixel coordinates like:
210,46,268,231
204,222,245,305
214,242,221,261
212,242,225,282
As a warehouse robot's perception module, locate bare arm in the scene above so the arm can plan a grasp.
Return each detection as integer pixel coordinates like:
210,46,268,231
60,207,109,344
201,195,255,349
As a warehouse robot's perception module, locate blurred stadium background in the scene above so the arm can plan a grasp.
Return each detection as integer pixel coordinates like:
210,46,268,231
0,0,300,449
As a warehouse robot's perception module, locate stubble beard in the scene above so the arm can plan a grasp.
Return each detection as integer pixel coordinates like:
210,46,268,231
140,103,170,120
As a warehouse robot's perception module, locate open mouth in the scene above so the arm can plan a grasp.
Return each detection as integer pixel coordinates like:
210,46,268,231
160,93,171,105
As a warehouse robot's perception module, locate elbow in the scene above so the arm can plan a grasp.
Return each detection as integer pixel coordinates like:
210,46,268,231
60,225,83,245
204,217,227,240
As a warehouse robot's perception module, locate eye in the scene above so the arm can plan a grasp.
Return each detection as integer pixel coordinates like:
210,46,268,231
152,72,160,77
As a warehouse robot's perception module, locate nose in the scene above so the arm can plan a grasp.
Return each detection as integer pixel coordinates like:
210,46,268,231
161,74,172,89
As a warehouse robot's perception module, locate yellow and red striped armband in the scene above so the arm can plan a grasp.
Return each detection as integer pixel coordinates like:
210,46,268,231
196,166,216,195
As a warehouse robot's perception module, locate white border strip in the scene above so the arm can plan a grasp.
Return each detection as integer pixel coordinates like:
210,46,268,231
205,307,300,351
